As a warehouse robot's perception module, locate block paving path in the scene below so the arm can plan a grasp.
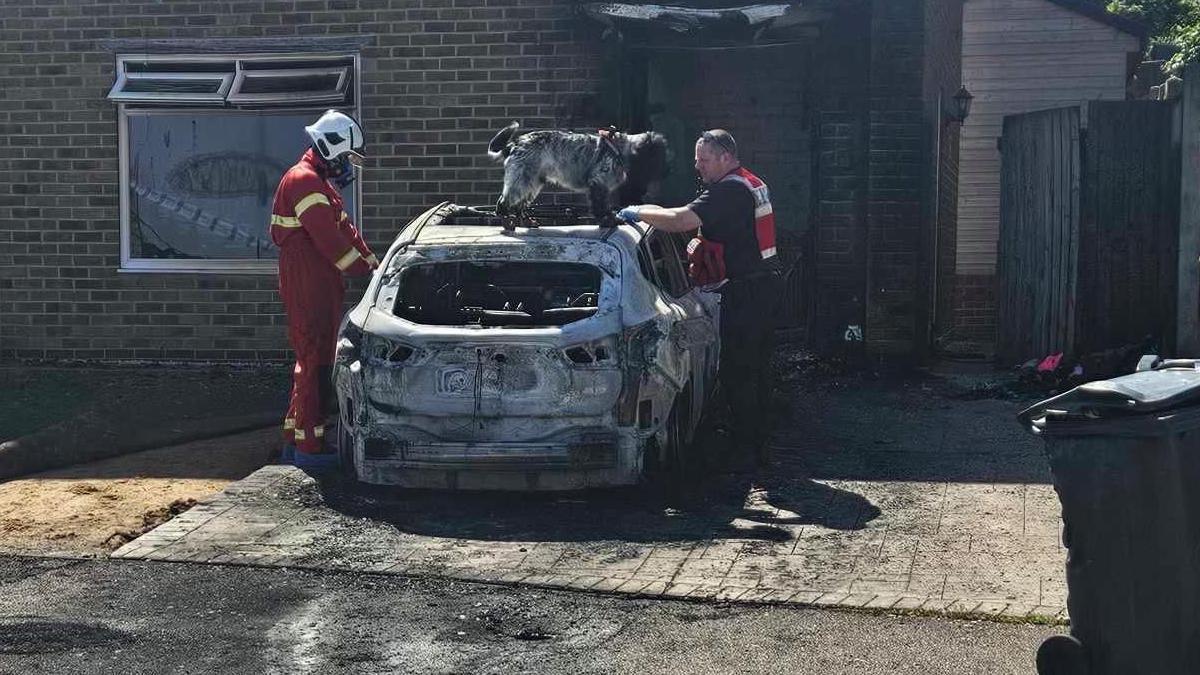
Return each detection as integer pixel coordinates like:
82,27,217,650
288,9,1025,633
114,376,1068,621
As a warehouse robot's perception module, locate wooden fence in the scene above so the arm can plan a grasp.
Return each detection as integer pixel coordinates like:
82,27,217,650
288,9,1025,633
996,100,1181,365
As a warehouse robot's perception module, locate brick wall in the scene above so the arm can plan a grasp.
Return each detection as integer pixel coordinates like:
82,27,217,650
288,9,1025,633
861,0,962,359
864,0,928,356
810,3,871,350
0,0,607,362
952,273,998,346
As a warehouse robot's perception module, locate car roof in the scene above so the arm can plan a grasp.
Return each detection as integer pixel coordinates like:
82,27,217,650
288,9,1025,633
397,203,648,253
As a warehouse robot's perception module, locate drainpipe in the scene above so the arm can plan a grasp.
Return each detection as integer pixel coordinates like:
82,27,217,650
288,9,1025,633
930,91,942,347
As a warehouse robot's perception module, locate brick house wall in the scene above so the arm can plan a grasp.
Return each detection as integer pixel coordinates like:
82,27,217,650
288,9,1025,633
864,0,928,356
862,0,963,358
951,273,997,346
0,0,965,363
0,0,608,362
810,2,872,350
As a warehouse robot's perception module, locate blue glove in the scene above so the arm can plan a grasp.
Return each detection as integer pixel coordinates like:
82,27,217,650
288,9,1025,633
616,206,642,223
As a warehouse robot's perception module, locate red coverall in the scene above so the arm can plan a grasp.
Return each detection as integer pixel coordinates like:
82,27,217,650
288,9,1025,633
270,148,378,454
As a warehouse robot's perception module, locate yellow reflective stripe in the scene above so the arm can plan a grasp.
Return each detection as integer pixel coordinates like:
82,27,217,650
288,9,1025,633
335,248,362,271
271,214,301,229
294,429,306,441
365,253,379,267
283,418,295,430
314,425,325,438
340,210,349,223
294,192,330,217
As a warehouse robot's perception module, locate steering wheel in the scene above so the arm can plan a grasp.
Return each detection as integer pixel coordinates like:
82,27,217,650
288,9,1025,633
569,292,598,308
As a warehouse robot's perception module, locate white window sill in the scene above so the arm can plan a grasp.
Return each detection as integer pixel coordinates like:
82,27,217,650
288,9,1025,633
118,262,277,275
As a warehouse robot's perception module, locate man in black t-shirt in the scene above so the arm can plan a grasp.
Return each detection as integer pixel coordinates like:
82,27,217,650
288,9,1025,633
618,129,781,470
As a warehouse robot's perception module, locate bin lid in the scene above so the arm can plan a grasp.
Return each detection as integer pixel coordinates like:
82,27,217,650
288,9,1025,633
1018,366,1200,432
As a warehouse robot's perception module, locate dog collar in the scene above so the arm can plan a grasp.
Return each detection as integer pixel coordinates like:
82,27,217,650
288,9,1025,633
592,133,625,170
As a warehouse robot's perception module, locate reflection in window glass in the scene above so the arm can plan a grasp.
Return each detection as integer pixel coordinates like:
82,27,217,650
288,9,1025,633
126,112,355,261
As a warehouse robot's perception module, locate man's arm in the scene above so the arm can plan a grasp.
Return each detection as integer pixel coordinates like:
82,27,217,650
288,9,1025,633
334,210,380,274
618,204,701,233
292,177,377,276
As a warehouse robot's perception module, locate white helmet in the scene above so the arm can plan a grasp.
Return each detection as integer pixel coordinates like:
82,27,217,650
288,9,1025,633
305,109,365,162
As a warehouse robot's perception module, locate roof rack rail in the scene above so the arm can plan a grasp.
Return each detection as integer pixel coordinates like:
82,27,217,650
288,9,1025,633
440,203,600,231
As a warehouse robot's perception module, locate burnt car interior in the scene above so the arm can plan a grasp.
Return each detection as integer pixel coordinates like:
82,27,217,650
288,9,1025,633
392,260,603,327
386,204,693,328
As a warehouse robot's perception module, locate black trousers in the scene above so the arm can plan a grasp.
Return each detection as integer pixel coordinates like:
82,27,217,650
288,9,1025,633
718,272,780,456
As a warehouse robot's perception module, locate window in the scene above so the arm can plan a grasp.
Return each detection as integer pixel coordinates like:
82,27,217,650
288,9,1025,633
646,231,692,297
109,54,359,273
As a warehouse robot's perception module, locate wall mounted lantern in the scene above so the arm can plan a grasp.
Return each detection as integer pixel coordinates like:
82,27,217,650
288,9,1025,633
943,86,973,125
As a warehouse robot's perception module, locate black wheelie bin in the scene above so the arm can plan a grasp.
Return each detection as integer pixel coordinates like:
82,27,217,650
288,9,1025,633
1019,357,1200,675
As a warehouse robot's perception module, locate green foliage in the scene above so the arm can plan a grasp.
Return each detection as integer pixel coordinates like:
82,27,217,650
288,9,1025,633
1166,18,1200,71
1101,0,1200,70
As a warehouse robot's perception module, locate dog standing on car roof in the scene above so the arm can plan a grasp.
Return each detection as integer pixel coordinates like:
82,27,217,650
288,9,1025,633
486,121,670,227
618,129,782,470
270,109,380,458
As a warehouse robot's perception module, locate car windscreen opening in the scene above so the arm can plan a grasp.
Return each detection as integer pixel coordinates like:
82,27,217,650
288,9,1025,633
391,260,603,327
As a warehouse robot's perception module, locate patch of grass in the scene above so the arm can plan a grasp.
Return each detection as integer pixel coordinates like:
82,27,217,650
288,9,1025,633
0,370,98,442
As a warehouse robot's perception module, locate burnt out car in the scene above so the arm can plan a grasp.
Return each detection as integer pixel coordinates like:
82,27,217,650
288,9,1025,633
333,203,720,490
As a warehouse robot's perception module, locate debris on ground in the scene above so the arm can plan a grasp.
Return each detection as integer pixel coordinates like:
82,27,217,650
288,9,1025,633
1013,336,1158,395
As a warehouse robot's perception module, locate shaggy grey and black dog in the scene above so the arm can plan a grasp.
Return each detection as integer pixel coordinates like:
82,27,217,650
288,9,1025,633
486,121,669,226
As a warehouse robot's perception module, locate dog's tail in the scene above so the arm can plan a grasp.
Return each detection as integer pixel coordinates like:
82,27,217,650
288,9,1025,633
487,121,520,161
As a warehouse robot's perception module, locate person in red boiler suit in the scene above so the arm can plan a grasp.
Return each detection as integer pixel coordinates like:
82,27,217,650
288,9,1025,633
270,109,378,457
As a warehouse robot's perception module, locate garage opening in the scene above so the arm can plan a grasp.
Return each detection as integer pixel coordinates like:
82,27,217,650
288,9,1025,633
580,2,825,333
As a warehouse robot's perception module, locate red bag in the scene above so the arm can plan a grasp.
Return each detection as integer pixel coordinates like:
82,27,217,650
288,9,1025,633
687,236,726,286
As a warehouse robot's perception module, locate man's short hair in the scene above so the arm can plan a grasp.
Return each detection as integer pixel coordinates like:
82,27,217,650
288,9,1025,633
698,129,738,158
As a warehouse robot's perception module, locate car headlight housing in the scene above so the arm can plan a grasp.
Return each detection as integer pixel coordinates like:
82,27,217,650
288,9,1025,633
364,334,419,365
562,335,618,366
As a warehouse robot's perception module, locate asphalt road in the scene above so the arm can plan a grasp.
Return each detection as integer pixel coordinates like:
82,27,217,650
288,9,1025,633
0,555,1059,674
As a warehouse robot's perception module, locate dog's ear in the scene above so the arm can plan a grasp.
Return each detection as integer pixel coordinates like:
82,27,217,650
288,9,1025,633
487,121,521,160
619,132,670,206
628,132,669,176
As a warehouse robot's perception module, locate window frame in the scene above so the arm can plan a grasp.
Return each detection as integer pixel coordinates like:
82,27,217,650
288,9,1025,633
227,65,351,106
114,51,361,275
110,71,234,105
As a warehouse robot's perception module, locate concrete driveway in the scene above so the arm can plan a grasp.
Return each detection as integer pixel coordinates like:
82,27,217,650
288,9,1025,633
112,371,1068,621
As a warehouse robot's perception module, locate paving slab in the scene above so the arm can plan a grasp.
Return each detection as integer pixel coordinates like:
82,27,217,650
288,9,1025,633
114,376,1068,621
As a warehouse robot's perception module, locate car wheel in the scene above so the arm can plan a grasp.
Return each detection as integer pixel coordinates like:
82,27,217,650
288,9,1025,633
663,398,686,473
642,394,689,493
335,419,358,483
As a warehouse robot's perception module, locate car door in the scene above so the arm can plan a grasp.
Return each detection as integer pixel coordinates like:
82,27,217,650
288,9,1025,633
643,231,720,433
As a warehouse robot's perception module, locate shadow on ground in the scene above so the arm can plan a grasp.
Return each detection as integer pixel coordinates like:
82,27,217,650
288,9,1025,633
773,365,1052,484
309,466,880,545
305,366,1048,544
306,414,881,545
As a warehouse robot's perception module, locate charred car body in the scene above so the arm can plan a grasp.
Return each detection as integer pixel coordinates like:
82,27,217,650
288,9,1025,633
333,203,720,490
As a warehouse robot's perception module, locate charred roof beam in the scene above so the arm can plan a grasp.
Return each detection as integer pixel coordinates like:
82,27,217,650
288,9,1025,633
579,2,834,48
